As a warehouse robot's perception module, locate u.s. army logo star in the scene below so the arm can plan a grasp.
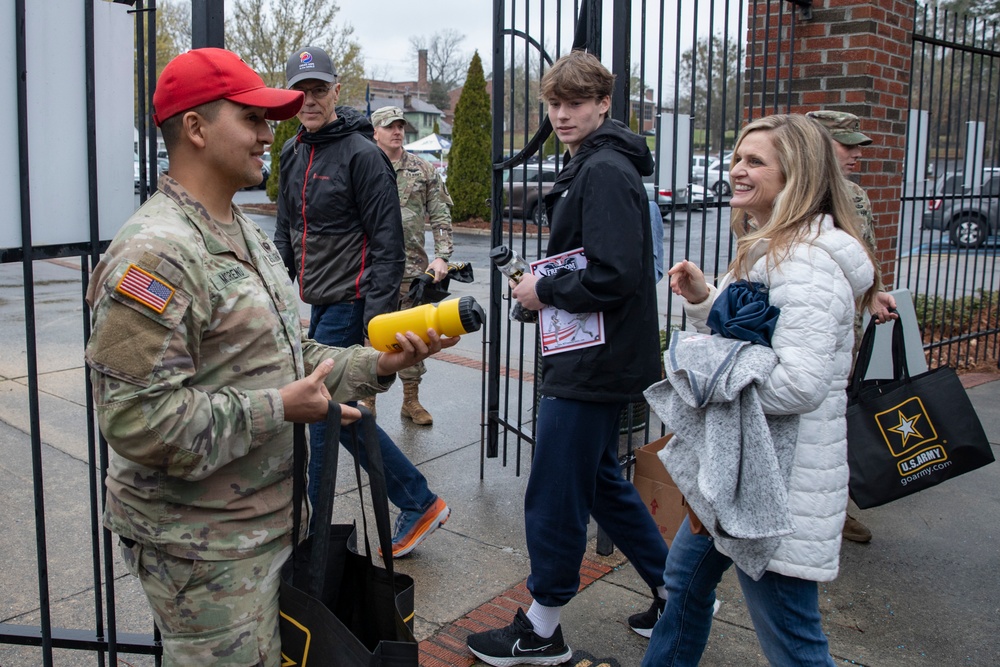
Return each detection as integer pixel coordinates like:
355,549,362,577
874,397,938,457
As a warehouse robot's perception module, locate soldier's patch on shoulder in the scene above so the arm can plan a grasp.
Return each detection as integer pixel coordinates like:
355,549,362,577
116,264,176,314
212,265,250,290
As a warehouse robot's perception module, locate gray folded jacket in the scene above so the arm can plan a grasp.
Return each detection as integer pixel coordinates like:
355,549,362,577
644,331,800,580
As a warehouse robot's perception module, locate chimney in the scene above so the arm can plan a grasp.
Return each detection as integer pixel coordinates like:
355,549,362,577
403,87,412,109
418,49,428,94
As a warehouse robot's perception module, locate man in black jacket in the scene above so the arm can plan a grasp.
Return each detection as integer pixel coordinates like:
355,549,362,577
275,46,449,558
466,51,670,666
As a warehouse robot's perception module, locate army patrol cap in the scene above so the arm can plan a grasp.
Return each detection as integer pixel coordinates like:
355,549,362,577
285,46,338,88
371,106,406,128
806,110,872,146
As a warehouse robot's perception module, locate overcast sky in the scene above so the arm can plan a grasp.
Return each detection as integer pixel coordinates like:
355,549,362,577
345,1,745,92
348,1,493,81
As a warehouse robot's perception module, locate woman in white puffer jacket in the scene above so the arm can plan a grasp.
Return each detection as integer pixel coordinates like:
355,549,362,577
642,114,878,667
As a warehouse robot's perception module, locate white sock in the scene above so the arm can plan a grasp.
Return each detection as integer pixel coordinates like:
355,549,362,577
526,601,562,639
655,586,668,601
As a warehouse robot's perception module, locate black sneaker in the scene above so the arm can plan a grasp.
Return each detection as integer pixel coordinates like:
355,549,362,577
628,595,666,638
467,608,572,666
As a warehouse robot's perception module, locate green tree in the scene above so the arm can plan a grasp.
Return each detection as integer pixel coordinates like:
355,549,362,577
266,116,301,202
225,0,366,106
433,119,441,134
448,51,491,221
678,34,742,152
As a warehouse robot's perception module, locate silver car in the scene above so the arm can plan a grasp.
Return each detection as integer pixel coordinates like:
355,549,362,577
921,171,999,248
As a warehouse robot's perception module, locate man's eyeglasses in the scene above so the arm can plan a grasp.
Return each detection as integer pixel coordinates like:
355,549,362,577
293,84,333,99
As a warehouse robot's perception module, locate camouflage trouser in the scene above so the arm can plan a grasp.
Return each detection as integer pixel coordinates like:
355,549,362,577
120,538,292,667
398,285,426,384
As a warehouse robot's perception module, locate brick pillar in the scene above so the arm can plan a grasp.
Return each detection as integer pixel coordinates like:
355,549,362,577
745,0,915,286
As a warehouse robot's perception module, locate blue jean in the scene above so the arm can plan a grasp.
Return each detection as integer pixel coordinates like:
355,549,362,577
525,396,669,607
307,300,435,515
642,517,835,667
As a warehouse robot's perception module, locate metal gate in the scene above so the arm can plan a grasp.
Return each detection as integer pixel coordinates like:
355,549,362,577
899,3,1000,370
0,1,172,664
483,0,803,483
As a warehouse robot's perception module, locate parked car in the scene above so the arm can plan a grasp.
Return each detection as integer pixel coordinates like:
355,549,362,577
644,182,675,217
133,153,169,192
686,182,716,209
703,158,732,196
504,165,557,224
921,171,1000,248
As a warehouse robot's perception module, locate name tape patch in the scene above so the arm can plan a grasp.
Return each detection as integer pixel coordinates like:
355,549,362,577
116,264,176,313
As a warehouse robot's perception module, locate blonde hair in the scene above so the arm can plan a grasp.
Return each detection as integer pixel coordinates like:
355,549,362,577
728,114,879,311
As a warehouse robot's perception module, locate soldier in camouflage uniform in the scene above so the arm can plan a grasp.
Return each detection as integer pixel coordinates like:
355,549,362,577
85,49,452,666
370,106,455,425
808,110,898,546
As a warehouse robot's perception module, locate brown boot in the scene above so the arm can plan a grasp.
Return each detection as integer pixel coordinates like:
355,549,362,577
400,382,433,426
842,514,872,543
358,394,376,419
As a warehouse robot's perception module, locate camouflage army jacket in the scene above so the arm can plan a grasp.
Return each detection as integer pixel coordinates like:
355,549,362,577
393,151,453,279
86,176,388,561
846,180,876,254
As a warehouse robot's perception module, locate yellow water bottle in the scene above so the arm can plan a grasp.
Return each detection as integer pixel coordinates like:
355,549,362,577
368,296,485,352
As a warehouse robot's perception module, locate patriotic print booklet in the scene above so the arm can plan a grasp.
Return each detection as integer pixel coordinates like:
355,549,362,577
530,247,605,356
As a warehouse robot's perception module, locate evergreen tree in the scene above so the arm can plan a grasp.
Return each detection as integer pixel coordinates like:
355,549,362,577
267,116,301,202
448,51,491,221
433,119,441,135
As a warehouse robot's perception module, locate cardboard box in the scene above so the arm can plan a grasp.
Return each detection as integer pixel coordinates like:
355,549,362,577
633,434,688,547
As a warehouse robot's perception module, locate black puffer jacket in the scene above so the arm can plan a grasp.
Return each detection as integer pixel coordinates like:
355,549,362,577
275,106,404,328
534,119,660,403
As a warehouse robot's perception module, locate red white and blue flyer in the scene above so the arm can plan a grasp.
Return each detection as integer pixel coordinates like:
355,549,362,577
530,247,606,356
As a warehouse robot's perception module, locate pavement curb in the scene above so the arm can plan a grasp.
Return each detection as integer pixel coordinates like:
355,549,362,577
418,555,615,667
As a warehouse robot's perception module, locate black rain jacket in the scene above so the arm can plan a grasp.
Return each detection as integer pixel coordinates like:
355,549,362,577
275,106,404,328
534,119,661,403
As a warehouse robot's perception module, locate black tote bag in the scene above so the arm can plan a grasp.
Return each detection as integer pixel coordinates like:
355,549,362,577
279,403,419,667
846,317,994,509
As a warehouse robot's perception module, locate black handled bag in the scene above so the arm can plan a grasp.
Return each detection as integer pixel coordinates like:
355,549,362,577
846,317,994,509
279,403,419,667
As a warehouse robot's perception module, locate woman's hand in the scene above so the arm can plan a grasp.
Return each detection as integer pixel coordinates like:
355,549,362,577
375,329,459,376
869,291,898,324
667,260,711,304
512,273,544,310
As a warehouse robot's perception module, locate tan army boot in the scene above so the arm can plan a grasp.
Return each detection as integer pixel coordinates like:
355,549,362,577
357,394,376,419
400,381,433,425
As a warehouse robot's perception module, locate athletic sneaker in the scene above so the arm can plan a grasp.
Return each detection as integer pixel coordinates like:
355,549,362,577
385,497,450,558
628,595,666,638
629,595,723,638
467,608,572,666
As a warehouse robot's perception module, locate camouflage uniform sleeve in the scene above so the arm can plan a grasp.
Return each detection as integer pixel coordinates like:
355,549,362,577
87,258,284,482
426,167,454,262
300,336,394,400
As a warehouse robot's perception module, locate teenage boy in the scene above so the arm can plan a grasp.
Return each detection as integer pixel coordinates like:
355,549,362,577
466,50,670,666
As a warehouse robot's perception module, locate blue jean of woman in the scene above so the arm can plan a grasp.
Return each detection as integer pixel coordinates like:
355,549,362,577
642,516,835,667
306,299,435,515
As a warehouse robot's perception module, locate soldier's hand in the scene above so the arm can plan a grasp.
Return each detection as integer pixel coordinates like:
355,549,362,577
375,329,459,376
428,258,449,282
280,358,336,423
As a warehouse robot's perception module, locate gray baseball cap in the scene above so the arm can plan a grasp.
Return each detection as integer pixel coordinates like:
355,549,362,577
371,106,406,128
285,46,338,88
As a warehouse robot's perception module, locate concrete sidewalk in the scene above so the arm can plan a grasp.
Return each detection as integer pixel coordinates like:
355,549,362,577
1,254,998,667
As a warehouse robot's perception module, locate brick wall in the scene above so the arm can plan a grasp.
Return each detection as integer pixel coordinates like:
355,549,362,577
744,0,915,285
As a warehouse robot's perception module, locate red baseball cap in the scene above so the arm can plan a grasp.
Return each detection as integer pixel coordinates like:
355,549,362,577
153,48,304,126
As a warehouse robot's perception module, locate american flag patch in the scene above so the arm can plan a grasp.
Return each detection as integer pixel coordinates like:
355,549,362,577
115,264,175,313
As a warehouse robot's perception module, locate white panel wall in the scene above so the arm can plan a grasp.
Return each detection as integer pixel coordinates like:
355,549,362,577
0,0,134,251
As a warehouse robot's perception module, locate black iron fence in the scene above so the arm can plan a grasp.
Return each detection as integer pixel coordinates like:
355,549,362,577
900,3,1000,369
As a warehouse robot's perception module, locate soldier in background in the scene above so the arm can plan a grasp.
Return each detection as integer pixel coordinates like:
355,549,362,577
808,110,898,545
84,49,451,665
369,105,455,426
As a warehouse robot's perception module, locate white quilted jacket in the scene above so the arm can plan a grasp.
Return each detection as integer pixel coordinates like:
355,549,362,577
684,215,874,582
